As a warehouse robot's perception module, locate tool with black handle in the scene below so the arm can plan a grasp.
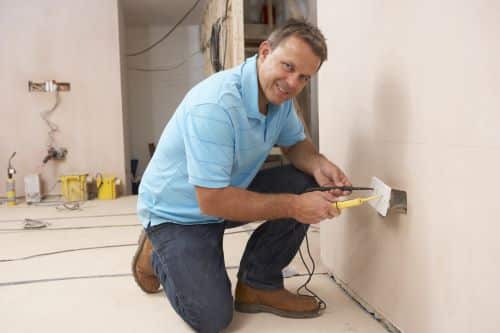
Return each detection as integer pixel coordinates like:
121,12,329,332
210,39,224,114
304,186,373,193
304,185,378,210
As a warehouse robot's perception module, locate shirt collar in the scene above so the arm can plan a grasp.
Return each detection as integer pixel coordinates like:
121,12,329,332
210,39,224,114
241,55,265,121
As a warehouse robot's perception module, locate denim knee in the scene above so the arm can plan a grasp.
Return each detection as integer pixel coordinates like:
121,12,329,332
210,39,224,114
197,295,233,333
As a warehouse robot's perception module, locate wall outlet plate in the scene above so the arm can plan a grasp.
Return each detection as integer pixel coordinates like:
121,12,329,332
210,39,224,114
369,176,392,216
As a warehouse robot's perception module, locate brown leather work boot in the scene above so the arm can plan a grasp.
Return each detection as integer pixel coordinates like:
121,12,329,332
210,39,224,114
234,281,321,318
131,230,161,293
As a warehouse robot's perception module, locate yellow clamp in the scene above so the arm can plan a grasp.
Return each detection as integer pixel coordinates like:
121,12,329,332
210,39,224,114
335,195,379,210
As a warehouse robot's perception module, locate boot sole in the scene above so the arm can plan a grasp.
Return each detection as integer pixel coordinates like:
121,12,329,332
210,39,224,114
235,302,321,319
131,230,162,294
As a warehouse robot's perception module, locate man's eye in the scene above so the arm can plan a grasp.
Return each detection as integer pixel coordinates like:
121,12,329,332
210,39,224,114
282,62,292,71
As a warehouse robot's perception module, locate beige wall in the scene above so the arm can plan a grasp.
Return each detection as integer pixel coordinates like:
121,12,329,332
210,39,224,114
0,0,127,197
118,0,131,194
318,1,500,332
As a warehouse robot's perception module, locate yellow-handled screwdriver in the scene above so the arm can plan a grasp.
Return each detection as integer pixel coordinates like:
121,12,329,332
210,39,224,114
335,195,380,210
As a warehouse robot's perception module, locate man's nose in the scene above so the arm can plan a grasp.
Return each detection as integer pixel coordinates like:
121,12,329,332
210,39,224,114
286,74,301,91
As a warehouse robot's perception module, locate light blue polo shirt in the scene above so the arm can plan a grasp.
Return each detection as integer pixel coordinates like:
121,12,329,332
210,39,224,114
137,55,306,226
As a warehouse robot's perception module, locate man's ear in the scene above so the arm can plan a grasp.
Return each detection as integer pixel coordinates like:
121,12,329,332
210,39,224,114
258,40,272,60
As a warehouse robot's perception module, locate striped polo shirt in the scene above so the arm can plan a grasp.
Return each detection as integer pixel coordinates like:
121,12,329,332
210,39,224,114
137,55,306,226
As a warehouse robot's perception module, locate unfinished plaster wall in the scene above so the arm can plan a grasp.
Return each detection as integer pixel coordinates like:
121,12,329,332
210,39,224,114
0,0,127,197
125,24,205,179
318,1,500,332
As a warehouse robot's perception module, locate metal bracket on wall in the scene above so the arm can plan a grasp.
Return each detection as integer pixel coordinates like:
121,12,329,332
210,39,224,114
28,80,70,92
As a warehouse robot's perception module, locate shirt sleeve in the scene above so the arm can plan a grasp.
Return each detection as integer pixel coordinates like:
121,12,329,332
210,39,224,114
275,102,306,147
182,103,234,188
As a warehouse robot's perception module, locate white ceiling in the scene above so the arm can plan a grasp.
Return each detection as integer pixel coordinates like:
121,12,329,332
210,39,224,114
121,0,208,27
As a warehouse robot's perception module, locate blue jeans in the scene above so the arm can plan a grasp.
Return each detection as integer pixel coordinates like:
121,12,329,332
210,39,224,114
146,165,317,333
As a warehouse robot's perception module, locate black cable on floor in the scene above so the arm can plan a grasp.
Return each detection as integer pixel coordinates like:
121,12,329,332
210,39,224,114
0,273,132,287
0,243,136,263
0,269,328,288
0,225,252,234
1,219,328,298
0,224,141,233
297,232,327,310
0,227,257,262
0,212,137,224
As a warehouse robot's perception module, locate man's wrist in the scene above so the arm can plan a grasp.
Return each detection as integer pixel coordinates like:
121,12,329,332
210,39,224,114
312,153,325,178
287,193,300,219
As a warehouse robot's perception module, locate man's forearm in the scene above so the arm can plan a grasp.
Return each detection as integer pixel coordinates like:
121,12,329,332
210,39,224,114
281,139,322,176
197,186,297,222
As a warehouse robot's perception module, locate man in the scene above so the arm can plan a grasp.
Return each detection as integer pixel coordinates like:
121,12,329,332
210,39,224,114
132,19,351,332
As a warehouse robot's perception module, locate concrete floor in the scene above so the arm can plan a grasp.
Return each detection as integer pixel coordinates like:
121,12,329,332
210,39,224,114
0,196,387,333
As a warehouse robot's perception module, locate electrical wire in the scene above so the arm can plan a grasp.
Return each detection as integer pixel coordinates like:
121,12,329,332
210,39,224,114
0,227,255,260
0,221,250,233
0,270,327,288
44,180,60,198
126,0,201,57
297,232,327,310
222,0,230,69
224,228,256,235
27,201,82,211
209,0,230,72
23,218,50,229
41,90,60,148
0,212,136,224
28,198,79,208
0,223,330,296
128,49,202,72
30,199,63,206
209,18,223,72
0,273,132,287
0,243,136,263
0,224,141,233
56,202,82,211
1,212,325,306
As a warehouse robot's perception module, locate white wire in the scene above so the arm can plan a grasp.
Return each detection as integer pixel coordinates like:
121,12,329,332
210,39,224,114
128,49,202,72
40,91,60,147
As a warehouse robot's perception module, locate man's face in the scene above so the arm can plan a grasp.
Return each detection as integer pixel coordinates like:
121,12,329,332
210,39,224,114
257,35,321,105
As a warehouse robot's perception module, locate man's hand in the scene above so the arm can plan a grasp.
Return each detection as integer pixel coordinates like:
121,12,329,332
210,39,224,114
280,140,352,197
312,156,352,197
290,191,341,224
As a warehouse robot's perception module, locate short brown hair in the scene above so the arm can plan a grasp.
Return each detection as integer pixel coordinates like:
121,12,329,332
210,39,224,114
267,19,328,66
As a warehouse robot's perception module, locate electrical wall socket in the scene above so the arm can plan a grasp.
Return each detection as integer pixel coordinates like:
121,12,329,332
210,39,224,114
29,80,70,92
